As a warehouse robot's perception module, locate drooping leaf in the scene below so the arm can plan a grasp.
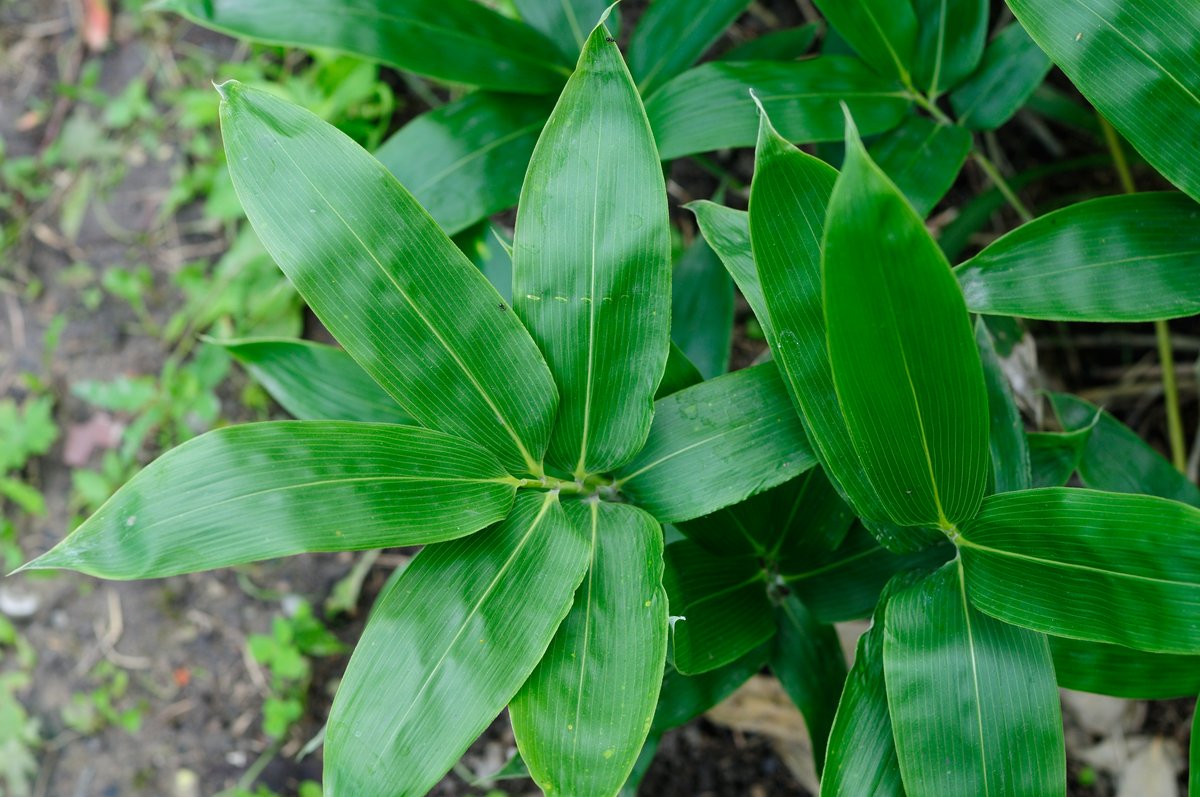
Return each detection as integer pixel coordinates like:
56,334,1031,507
157,0,570,93
911,0,988,95
883,560,1066,796
22,423,515,579
671,238,734,379
823,113,988,528
867,114,971,217
513,16,669,476
1049,392,1200,506
513,0,613,59
652,643,770,732
616,362,817,524
720,24,819,62
217,338,410,424
770,596,847,774
219,82,558,477
628,0,751,95
976,320,1032,494
646,57,910,160
959,487,1200,654
956,193,1200,321
324,491,590,796
811,0,918,82
1006,0,1200,201
511,500,667,797
661,539,774,674
949,22,1051,130
1027,427,1095,488
375,92,553,237
1049,635,1200,700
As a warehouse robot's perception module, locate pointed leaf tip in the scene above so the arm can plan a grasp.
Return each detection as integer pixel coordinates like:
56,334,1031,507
213,79,239,102
840,102,861,147
596,0,619,30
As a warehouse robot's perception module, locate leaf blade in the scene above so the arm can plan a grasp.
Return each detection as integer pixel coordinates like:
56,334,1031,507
628,0,751,95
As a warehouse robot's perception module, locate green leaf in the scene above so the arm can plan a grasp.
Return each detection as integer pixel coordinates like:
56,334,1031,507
1049,392,1200,506
374,92,553,237
616,362,817,524
672,238,734,380
324,491,590,796
22,423,515,579
1049,635,1200,699
812,0,917,82
770,596,846,774
655,343,704,399
652,643,769,732
661,539,774,674
1027,426,1095,488
824,113,988,528
511,500,667,797
911,0,988,95
157,0,570,94
688,202,766,330
217,338,410,424
956,193,1200,321
867,114,971,217
454,222,514,302
513,17,669,476
959,487,1200,654
976,320,1031,494
646,57,910,160
820,572,918,797
514,0,613,59
1006,0,1200,201
219,81,558,477
628,0,750,96
883,559,1066,796
949,21,1051,130
720,24,819,62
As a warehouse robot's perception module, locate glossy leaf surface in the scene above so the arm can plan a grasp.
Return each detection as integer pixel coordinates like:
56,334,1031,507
514,0,612,59
1027,428,1093,488
960,488,1200,654
1050,636,1200,699
646,57,910,160
949,22,1051,130
220,82,558,476
652,644,769,732
976,320,1031,494
628,0,750,95
159,0,570,93
689,202,766,330
616,362,817,523
24,423,514,579
884,560,1066,796
957,193,1200,321
513,19,669,476
867,114,971,217
671,238,734,379
511,500,667,797
811,0,917,82
1007,0,1200,200
375,92,553,236
325,492,590,796
823,116,988,528
911,0,988,95
656,343,704,399
720,24,819,62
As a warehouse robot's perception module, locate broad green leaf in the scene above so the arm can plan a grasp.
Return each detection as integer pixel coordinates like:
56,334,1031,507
514,0,613,59
688,202,766,330
156,0,570,94
820,572,918,797
957,193,1200,321
824,114,988,528
652,643,769,732
511,500,667,797
513,17,669,476
720,24,819,62
884,560,1066,796
959,487,1200,654
661,539,774,674
217,338,410,424
646,57,910,160
454,221,514,302
324,491,589,796
811,0,918,82
671,238,734,379
628,0,750,96
219,82,557,477
1050,636,1200,699
770,596,846,774
1007,0,1200,200
616,362,817,524
1050,392,1200,506
867,114,971,217
783,523,953,623
976,320,1032,494
22,423,515,579
655,343,704,399
911,0,988,95
375,92,553,237
1027,427,1094,488
949,22,1051,130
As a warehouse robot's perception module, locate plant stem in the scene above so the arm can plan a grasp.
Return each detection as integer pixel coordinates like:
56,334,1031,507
970,150,1034,223
1098,114,1189,472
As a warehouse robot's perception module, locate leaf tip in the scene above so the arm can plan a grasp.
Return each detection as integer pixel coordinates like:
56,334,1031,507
213,79,241,103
